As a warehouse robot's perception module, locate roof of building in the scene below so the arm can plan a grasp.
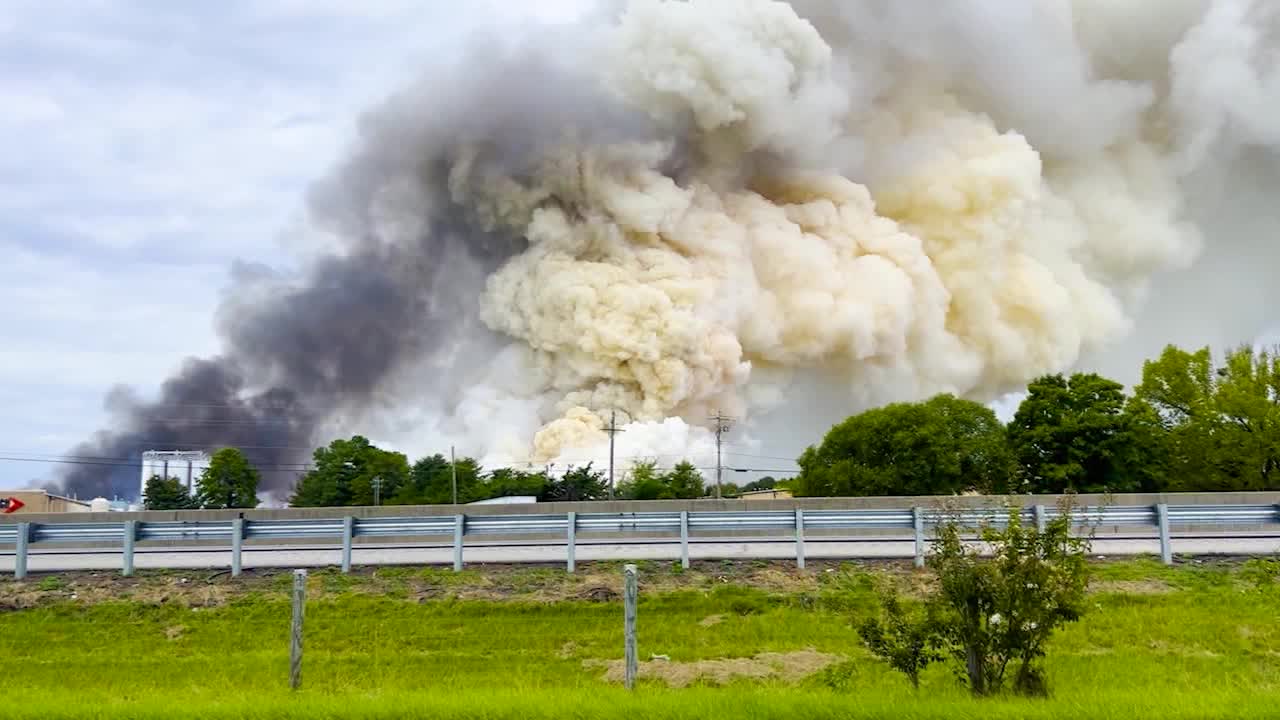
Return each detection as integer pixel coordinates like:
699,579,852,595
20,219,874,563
4,489,93,507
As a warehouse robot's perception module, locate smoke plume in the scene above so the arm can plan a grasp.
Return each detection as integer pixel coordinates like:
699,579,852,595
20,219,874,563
56,0,1280,499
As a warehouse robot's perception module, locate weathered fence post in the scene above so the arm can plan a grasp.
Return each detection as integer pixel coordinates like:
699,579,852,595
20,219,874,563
290,569,307,690
453,514,465,572
341,516,354,574
14,522,29,580
231,518,244,578
623,563,638,690
1156,503,1172,565
679,511,690,569
122,520,136,577
912,507,925,568
794,508,806,570
1034,504,1047,533
566,512,577,574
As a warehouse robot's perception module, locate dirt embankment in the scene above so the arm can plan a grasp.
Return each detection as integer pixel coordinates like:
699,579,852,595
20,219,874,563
0,555,1233,610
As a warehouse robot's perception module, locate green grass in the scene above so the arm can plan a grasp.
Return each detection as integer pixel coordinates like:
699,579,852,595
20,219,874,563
0,560,1277,718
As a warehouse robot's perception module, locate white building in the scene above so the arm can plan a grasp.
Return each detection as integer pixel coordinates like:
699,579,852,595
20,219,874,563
139,450,211,499
467,495,538,505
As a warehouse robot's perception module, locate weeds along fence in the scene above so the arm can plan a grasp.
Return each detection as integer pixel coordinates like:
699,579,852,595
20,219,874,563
1,501,1278,579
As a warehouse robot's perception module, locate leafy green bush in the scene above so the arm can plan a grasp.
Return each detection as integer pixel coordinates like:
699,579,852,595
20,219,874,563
859,500,1092,697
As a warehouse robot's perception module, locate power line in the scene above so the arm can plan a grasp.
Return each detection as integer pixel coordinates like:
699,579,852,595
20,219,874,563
0,455,311,474
722,451,801,463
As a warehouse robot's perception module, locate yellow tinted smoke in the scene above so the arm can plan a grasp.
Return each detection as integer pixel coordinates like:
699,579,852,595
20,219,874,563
452,0,1204,463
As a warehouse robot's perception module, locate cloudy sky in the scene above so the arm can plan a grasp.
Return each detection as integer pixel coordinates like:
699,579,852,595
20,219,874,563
0,1,590,491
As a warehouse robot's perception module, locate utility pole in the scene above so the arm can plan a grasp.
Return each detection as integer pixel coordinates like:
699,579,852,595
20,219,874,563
451,445,458,506
710,411,734,499
603,409,629,501
372,475,382,506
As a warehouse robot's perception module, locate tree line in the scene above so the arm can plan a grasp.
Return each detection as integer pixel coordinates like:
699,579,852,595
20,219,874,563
144,342,1277,509
795,343,1280,496
285,437,736,507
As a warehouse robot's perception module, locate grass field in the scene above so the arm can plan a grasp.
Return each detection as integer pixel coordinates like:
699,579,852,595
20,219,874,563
1,557,1277,718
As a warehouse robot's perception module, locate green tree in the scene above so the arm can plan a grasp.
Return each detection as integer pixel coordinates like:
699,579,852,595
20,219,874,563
742,476,778,492
290,436,410,507
795,394,1013,497
544,464,607,502
618,460,668,500
391,454,482,505
1213,345,1280,487
1007,373,1164,494
484,467,550,499
1135,344,1280,491
663,461,705,499
195,448,261,509
142,475,196,510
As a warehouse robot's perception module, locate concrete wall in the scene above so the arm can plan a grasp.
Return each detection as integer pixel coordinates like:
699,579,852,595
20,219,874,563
2,491,1277,526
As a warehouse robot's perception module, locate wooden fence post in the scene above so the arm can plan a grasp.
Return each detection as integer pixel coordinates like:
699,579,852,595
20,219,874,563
623,563,638,690
231,518,244,578
14,523,29,580
122,520,136,577
290,569,307,690
341,516,354,574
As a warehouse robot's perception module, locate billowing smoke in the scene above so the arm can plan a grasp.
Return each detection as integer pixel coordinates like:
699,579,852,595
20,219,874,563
56,0,1280,499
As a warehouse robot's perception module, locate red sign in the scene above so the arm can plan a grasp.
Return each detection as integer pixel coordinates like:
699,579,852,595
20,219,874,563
1,498,24,514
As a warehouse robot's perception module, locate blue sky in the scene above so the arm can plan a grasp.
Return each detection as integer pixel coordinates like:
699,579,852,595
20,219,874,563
0,1,589,490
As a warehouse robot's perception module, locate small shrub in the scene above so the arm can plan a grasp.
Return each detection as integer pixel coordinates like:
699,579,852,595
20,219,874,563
856,590,942,690
812,659,861,691
1240,557,1280,590
36,576,67,592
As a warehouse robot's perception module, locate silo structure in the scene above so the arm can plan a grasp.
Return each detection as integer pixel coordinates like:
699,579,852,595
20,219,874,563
138,450,212,500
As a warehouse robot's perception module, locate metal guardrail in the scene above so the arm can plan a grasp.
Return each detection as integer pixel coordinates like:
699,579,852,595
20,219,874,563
2,502,1277,579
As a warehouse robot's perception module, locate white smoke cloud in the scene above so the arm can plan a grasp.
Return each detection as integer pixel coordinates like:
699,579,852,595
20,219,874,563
336,0,1278,483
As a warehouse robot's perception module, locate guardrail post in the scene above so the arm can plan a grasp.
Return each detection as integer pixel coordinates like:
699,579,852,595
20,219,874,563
122,520,136,577
794,508,806,569
231,518,244,578
14,523,30,580
679,511,690,569
912,507,925,568
566,512,577,573
1034,504,1047,533
290,569,306,690
453,514,465,572
1156,503,1172,565
341,516,354,574
623,563,638,690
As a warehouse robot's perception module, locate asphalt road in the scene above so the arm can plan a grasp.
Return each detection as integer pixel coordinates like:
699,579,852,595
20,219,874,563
0,534,1276,573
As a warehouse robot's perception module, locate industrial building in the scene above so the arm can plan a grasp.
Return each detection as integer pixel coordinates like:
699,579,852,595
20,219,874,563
1,489,93,514
139,450,211,499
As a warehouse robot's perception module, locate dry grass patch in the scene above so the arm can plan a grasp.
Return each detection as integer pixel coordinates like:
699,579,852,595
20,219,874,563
1090,579,1174,595
586,649,840,688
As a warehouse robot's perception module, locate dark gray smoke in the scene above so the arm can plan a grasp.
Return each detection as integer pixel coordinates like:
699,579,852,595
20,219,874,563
52,25,663,500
